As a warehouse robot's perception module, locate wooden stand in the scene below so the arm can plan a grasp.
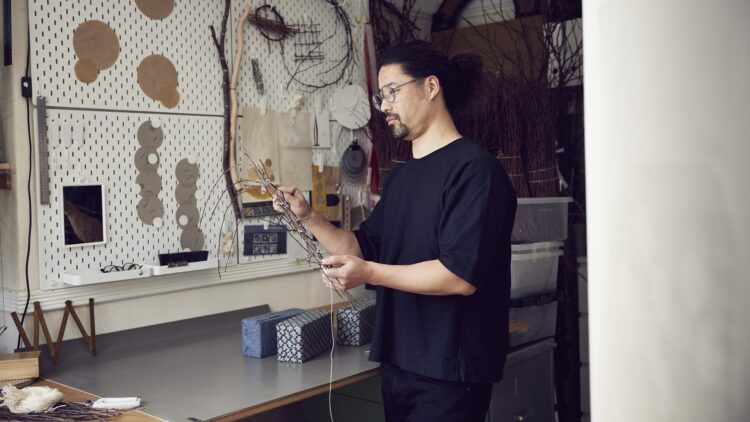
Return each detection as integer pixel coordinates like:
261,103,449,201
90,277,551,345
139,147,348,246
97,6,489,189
11,299,96,364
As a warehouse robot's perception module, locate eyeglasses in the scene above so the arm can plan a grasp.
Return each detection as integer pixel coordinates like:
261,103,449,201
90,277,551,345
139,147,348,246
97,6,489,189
100,262,143,273
372,78,423,112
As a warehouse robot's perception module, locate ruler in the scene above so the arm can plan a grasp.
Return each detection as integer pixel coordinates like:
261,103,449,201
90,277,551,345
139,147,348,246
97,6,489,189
36,97,50,205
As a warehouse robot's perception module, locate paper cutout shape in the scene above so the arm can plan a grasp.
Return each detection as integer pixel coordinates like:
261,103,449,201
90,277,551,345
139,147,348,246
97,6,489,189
137,54,180,109
175,183,198,204
136,196,164,225
136,170,162,197
74,59,99,84
175,159,199,186
331,84,370,129
175,204,200,228
180,225,205,251
134,147,159,172
133,0,175,20
137,120,164,148
72,20,120,83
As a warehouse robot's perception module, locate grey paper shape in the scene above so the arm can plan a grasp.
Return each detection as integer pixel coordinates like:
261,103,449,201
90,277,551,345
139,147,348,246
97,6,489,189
137,120,164,148
175,203,199,227
175,183,198,204
175,159,200,186
134,146,159,172
180,224,205,251
136,196,164,225
136,170,162,197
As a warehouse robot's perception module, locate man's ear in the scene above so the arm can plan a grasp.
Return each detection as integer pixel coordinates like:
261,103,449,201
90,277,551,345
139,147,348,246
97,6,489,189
426,75,441,101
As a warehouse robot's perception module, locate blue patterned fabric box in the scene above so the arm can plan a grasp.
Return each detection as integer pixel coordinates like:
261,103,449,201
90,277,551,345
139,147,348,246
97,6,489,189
242,308,304,358
276,310,332,363
336,298,376,346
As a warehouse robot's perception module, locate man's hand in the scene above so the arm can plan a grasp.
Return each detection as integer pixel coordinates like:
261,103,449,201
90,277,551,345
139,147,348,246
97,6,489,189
273,186,313,221
321,255,372,291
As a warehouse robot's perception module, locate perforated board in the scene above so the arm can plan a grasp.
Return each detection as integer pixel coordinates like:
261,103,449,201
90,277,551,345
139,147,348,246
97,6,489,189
30,0,369,290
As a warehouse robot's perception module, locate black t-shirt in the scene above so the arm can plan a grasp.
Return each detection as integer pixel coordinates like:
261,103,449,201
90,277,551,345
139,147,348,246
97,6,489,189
354,138,517,383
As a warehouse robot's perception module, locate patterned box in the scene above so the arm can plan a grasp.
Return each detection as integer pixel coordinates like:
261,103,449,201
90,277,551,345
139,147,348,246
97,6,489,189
276,310,333,363
336,298,376,346
242,308,304,358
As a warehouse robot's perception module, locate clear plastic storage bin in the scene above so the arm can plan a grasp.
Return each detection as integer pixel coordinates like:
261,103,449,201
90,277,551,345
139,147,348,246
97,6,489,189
511,241,563,298
509,292,558,347
512,197,573,243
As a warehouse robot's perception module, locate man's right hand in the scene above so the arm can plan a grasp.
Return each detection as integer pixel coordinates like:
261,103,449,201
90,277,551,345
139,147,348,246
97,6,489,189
273,186,314,222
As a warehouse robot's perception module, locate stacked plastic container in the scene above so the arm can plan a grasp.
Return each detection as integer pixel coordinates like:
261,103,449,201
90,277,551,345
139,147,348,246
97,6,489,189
509,197,572,347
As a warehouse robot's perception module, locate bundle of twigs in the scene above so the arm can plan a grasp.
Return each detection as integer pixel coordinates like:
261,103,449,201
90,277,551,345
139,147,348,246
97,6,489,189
522,82,558,197
247,6,298,40
0,403,124,421
497,81,531,197
246,158,359,305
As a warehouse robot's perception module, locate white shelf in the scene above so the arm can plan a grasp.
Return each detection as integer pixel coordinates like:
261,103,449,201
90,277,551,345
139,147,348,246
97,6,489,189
145,259,219,276
62,267,152,286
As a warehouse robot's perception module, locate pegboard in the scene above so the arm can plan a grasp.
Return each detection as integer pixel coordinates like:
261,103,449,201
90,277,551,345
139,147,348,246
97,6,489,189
29,0,226,114
36,110,215,289
29,0,369,115
30,0,370,290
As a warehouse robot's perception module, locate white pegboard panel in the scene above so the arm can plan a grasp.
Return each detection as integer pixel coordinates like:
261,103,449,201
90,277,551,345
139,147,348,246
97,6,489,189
30,0,370,290
29,0,226,114
36,109,231,290
231,0,368,114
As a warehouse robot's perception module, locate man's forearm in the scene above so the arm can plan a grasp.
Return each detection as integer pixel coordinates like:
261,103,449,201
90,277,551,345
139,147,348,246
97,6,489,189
303,212,362,257
366,259,476,296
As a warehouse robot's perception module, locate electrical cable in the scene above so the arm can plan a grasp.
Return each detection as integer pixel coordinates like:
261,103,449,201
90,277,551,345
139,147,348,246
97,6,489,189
17,35,32,350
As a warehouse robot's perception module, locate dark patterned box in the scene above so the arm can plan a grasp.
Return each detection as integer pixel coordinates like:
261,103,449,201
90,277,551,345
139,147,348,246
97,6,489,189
276,310,332,363
336,298,376,346
242,308,304,358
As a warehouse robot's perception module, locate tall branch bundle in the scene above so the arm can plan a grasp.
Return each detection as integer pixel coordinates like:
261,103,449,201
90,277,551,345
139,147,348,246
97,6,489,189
209,0,241,219
432,0,582,197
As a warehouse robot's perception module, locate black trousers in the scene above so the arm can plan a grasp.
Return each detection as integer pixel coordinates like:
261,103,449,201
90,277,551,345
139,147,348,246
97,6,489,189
380,363,493,422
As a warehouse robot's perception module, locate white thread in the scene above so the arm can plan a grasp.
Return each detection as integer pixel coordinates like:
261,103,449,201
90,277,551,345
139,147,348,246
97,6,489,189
329,282,335,422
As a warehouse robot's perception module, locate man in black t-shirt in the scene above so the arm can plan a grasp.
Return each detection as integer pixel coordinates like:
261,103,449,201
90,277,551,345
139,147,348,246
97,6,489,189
274,40,516,422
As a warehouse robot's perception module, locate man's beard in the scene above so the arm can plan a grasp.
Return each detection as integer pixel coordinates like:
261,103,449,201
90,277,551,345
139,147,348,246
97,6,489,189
387,115,410,140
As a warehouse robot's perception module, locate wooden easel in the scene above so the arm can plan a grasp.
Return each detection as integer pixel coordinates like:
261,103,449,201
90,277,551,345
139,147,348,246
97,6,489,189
11,299,96,364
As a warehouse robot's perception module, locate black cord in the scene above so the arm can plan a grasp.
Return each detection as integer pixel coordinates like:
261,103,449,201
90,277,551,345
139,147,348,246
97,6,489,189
17,34,32,351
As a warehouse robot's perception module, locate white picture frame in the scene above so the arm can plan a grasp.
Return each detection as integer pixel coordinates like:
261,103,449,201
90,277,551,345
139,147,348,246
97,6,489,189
60,183,107,248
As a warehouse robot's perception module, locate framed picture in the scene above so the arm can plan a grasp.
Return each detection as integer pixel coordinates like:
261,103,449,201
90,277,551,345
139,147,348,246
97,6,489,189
61,183,107,247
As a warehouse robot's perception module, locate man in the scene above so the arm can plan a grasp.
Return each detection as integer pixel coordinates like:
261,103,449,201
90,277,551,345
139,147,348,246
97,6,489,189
275,40,517,421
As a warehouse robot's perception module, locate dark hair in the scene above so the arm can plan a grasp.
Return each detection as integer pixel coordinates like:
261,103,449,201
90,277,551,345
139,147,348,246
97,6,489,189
377,40,484,113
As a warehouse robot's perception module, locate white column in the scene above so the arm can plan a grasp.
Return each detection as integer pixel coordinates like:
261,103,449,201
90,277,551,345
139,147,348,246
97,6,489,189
583,0,750,421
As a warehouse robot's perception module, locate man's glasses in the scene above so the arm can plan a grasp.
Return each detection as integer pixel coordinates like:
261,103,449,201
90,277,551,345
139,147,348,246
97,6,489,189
372,78,423,112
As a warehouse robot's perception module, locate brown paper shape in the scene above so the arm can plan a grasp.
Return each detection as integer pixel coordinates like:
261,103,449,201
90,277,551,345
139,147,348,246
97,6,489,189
136,170,162,197
137,196,164,225
74,59,99,84
137,121,164,148
160,89,180,109
73,20,120,70
175,159,199,186
240,107,279,203
180,225,205,251
175,204,200,228
175,183,198,204
137,55,180,108
134,0,175,20
134,146,159,172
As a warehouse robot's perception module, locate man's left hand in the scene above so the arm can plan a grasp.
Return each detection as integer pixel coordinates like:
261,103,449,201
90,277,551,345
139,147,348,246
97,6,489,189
320,255,372,291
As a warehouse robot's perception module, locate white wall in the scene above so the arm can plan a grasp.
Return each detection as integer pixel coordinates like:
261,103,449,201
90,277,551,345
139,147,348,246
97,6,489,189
584,1,750,421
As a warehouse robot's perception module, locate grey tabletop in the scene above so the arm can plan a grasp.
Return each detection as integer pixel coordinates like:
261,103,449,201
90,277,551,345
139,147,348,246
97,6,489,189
40,305,380,421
